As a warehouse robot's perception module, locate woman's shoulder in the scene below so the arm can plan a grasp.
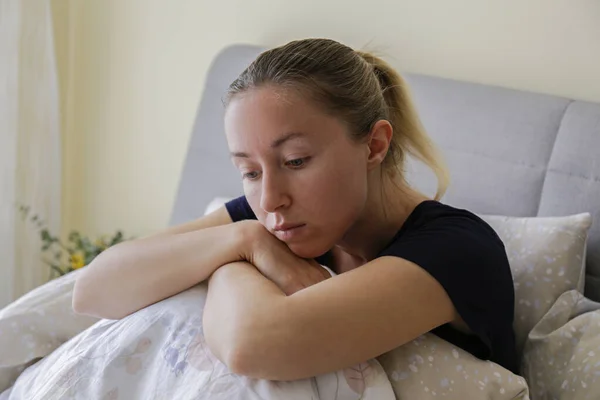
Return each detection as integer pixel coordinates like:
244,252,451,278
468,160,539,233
379,199,511,284
407,200,488,225
402,200,504,246
225,195,257,222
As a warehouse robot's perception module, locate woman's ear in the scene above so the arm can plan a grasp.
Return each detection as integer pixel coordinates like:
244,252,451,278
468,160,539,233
366,120,393,170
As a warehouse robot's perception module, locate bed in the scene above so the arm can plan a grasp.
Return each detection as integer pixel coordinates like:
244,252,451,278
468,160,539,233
1,43,599,400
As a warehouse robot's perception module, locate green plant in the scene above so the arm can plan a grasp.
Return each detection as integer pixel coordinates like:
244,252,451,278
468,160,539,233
17,204,130,278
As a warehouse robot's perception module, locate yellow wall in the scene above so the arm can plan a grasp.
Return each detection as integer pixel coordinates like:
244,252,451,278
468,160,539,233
52,0,600,238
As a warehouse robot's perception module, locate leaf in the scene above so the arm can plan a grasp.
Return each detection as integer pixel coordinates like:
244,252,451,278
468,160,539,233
110,231,124,246
82,237,95,253
40,229,51,242
85,255,97,265
49,264,66,276
343,361,372,394
68,231,81,243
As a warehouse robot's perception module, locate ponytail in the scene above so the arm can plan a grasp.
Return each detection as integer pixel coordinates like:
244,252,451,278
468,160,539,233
356,51,450,201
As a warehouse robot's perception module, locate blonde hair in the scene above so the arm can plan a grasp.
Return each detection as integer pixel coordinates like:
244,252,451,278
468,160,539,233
226,38,449,200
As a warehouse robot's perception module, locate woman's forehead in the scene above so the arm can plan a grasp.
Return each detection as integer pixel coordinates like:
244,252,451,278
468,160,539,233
224,87,347,149
226,87,322,125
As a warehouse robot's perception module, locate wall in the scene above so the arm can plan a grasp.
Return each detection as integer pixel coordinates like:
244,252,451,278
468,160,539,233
52,0,600,238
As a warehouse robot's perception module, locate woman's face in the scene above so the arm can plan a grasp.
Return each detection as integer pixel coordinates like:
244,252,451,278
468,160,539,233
224,86,370,258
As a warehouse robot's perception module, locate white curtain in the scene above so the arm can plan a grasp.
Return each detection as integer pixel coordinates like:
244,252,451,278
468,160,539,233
0,0,62,308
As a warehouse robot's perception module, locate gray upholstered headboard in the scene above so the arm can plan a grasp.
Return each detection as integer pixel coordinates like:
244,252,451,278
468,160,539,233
170,44,600,301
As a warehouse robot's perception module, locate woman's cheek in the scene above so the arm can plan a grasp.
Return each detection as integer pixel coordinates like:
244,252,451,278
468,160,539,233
243,185,265,220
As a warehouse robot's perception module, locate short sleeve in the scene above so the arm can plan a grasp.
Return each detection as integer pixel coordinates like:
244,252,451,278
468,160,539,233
378,213,517,371
225,195,257,222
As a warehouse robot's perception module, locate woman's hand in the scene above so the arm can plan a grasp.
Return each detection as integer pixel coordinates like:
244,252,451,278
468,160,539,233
238,220,332,295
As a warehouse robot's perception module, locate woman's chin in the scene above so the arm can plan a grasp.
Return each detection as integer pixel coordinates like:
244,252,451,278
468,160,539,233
288,242,329,260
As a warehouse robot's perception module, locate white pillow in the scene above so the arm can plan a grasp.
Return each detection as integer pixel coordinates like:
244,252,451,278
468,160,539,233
378,332,529,399
522,289,600,399
479,213,591,358
203,197,234,216
0,270,100,392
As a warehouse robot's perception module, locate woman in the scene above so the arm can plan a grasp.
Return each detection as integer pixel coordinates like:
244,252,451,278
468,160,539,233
73,38,518,380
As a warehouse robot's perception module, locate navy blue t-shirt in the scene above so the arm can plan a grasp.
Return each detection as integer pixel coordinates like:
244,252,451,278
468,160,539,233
225,196,519,374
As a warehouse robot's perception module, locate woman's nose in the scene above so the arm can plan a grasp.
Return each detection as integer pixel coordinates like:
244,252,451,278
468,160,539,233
260,172,290,213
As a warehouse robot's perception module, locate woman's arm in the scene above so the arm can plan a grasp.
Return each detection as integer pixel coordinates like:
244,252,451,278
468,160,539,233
204,256,456,381
72,207,253,320
203,261,287,369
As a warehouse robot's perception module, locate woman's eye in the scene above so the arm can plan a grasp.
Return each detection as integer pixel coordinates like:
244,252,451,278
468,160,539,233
286,157,309,168
243,171,260,180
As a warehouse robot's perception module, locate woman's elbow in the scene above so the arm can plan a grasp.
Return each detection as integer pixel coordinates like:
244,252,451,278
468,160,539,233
226,346,291,381
212,331,281,380
72,274,117,319
203,311,255,376
71,248,127,320
72,278,103,318
72,287,128,320
71,279,89,315
222,343,252,376
217,339,266,379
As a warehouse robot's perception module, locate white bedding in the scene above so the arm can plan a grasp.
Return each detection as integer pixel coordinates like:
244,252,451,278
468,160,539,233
6,273,600,400
0,269,536,400
3,283,396,400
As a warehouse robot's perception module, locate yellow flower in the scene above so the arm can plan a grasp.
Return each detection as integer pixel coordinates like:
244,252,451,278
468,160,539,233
70,253,85,270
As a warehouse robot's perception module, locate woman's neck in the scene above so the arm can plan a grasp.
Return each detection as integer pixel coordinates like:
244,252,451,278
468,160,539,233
334,177,430,269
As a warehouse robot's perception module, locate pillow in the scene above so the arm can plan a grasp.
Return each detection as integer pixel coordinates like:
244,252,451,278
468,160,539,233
0,270,100,392
521,289,600,399
204,197,234,216
7,283,398,400
377,333,530,399
479,213,591,358
6,280,530,400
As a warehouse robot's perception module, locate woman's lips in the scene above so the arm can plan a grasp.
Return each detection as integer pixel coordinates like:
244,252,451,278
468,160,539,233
273,224,306,241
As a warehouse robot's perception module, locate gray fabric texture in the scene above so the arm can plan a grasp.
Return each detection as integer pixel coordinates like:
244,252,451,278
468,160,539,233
170,44,600,300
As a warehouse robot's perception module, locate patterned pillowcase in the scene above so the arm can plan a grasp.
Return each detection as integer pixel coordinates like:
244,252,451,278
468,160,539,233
521,289,600,399
378,213,591,399
4,284,399,400
0,270,99,392
480,213,592,358
377,333,530,399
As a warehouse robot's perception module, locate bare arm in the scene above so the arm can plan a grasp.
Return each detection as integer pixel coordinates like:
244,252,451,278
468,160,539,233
205,257,455,381
72,206,251,320
203,261,287,368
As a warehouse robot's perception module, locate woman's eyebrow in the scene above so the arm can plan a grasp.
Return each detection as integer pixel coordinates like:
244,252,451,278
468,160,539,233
271,132,306,148
230,132,307,159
